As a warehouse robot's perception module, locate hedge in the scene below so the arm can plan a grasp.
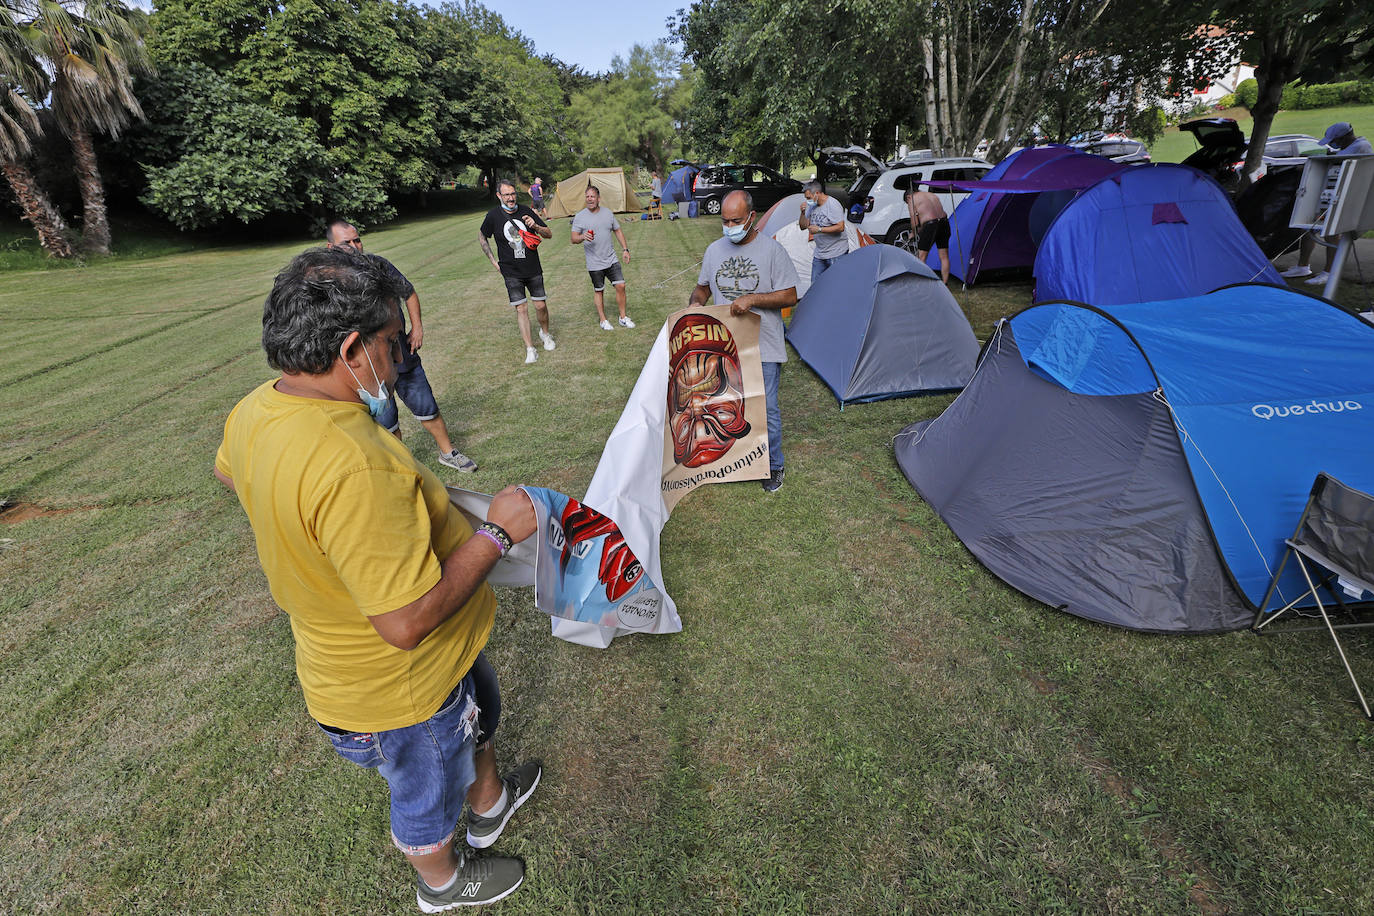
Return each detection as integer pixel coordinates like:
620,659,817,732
1236,77,1374,112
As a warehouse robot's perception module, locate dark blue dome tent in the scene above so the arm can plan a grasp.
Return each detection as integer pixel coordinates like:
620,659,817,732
894,285,1374,632
786,245,979,405
1034,164,1284,304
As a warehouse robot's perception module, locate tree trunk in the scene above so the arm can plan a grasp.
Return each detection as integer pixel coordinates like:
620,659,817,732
936,35,952,156
922,37,941,153
69,124,112,256
990,0,1036,161
1241,29,1309,190
1,161,76,259
947,12,963,147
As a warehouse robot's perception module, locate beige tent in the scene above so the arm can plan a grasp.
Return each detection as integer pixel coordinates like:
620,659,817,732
546,168,644,218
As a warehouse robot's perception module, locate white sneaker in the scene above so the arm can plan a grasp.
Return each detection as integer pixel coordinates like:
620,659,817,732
599,319,614,331
524,346,538,364
1305,271,1330,285
1280,264,1313,278
618,316,636,328
539,329,556,351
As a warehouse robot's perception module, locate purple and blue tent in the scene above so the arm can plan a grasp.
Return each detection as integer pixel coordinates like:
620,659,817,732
929,146,1129,284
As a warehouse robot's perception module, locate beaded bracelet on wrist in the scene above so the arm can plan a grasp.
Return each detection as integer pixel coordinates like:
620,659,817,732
477,521,513,555
474,528,506,556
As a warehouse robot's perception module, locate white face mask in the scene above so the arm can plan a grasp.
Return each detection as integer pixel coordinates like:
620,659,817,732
722,215,753,244
342,337,390,419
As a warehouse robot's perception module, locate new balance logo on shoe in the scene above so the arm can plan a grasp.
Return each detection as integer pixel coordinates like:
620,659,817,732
460,882,482,898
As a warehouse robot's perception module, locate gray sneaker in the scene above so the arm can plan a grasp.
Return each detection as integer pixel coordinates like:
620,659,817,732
438,450,478,473
416,852,524,911
466,761,542,849
761,467,785,493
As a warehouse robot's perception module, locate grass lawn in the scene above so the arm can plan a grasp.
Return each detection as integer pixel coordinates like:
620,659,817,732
3,203,1374,915
1149,103,1374,165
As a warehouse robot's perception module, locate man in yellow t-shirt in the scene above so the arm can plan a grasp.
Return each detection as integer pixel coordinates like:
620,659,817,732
214,246,539,911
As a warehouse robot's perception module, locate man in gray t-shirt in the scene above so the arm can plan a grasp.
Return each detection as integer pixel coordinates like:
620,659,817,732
798,179,848,284
571,185,636,330
691,189,799,493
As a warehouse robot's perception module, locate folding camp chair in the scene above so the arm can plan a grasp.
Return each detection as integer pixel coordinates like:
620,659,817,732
1253,472,1374,718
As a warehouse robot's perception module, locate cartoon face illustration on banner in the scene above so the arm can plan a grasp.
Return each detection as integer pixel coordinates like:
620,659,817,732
667,312,752,468
560,499,645,602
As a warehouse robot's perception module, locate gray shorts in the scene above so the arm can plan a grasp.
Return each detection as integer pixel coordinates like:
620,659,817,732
588,262,625,292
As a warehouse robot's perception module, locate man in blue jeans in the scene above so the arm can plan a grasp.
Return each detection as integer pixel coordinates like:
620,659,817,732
215,247,542,910
798,180,847,283
690,190,799,493
326,221,478,472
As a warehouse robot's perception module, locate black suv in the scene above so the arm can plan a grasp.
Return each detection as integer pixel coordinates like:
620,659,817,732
691,164,803,216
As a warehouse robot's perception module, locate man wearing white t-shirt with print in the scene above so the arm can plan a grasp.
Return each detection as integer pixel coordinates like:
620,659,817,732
689,190,799,494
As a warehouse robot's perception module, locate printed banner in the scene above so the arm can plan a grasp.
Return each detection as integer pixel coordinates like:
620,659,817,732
521,486,666,630
660,306,770,511
550,303,768,648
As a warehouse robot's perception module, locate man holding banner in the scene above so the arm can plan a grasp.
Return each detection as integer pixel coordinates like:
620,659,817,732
214,247,541,909
690,190,799,492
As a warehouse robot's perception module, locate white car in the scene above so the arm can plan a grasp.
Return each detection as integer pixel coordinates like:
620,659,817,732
849,158,992,249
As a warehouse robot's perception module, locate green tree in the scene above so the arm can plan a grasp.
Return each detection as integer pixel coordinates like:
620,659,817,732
1215,0,1374,187
9,0,150,255
3,0,147,255
569,42,688,173
0,3,76,257
420,2,566,193
136,0,566,224
133,63,353,229
675,0,1236,165
144,0,440,226
675,0,904,168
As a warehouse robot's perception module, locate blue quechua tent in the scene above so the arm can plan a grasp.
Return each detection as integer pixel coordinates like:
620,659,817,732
786,245,979,404
894,285,1374,632
1034,164,1284,304
934,146,1129,285
661,164,699,204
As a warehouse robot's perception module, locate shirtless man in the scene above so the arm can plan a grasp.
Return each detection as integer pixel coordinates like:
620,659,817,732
906,188,951,283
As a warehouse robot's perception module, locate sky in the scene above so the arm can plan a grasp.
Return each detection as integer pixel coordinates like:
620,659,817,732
470,0,685,74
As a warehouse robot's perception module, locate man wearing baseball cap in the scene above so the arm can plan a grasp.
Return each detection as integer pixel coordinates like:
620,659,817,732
1280,121,1372,285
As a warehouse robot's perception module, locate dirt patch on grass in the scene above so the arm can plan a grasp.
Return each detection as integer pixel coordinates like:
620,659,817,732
1022,668,1059,695
0,501,88,524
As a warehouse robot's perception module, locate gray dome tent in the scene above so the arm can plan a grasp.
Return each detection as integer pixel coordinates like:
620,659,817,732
785,245,979,404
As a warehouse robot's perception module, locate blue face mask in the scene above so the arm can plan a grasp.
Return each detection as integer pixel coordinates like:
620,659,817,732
722,215,753,244
501,200,517,212
342,338,390,420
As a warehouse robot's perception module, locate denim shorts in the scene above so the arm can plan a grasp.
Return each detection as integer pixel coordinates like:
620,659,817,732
588,262,625,291
503,273,547,306
377,348,439,432
318,675,479,855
